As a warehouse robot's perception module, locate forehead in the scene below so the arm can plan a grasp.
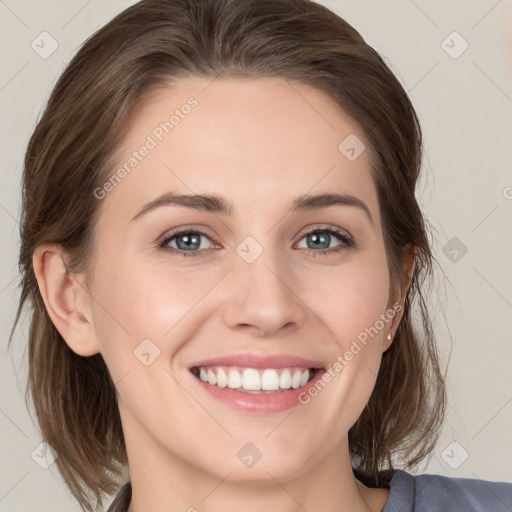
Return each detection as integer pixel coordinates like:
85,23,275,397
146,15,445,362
100,76,380,225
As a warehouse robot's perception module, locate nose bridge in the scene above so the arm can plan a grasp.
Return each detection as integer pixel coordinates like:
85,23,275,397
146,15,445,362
222,233,306,336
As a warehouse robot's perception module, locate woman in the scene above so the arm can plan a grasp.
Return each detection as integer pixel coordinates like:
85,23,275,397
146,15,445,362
9,0,512,511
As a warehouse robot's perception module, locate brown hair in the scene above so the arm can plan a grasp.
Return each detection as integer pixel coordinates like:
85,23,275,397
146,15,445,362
9,0,447,510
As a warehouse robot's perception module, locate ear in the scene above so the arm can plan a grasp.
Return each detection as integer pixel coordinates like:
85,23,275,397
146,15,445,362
32,243,100,357
383,245,416,351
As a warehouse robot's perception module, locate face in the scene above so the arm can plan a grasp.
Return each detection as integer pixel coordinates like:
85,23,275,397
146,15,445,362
85,76,401,483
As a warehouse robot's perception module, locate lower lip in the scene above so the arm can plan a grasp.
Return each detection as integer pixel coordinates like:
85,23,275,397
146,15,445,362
192,369,326,414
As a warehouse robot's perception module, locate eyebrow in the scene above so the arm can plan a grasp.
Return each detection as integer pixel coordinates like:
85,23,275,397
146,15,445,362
130,191,374,226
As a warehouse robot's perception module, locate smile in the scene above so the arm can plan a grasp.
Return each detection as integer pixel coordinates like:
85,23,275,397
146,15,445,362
189,365,326,414
190,366,317,393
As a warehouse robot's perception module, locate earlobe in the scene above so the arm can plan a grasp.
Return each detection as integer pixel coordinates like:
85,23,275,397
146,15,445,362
32,243,100,357
382,332,393,352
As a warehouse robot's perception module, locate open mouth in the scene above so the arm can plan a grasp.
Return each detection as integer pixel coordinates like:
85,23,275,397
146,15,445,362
190,366,320,394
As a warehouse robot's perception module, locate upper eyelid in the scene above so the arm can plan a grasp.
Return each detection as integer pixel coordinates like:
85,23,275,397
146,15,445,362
296,225,352,239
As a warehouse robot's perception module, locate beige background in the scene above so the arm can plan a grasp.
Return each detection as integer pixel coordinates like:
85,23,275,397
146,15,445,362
1,0,512,510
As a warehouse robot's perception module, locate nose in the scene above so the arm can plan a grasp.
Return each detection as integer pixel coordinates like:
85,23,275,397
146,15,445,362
222,245,307,338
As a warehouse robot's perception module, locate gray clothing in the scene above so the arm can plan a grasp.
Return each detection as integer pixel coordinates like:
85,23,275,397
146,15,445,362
382,470,512,511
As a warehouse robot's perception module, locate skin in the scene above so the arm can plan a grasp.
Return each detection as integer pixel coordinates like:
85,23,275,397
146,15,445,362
33,76,414,512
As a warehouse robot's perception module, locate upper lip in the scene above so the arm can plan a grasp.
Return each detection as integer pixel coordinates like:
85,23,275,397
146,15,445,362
188,353,325,370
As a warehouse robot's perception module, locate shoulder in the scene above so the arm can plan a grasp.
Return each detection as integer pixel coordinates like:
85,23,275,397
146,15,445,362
106,481,132,512
383,470,512,512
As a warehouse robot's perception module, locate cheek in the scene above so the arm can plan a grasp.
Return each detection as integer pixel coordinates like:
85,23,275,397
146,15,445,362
89,257,217,369
302,260,390,423
305,259,391,350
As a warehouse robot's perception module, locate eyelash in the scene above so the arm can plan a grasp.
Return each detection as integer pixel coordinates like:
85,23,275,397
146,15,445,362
158,226,355,258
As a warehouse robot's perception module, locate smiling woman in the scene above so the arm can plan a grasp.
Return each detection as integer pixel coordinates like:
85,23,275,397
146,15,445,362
8,1,512,512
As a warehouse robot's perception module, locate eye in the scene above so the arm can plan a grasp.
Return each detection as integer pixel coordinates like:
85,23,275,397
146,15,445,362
159,228,216,257
158,226,354,257
295,227,354,256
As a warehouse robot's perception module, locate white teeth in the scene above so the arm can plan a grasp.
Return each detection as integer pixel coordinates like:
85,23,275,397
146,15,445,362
242,368,261,390
216,368,228,388
261,369,280,390
299,370,309,387
227,368,242,389
291,369,302,389
207,369,217,386
279,369,292,389
194,366,313,392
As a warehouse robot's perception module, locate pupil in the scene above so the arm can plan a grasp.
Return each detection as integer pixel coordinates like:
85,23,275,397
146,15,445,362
310,232,329,250
177,234,200,250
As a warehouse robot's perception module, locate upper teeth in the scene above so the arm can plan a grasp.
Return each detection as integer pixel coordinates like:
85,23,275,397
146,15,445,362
196,366,312,391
